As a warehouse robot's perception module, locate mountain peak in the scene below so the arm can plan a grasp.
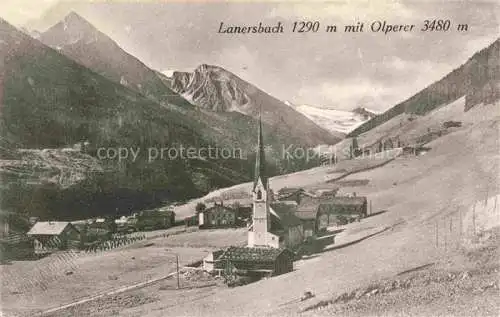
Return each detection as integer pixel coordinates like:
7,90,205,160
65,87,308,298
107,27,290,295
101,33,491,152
45,11,98,40
170,66,341,144
63,11,91,26
41,11,105,49
195,64,225,74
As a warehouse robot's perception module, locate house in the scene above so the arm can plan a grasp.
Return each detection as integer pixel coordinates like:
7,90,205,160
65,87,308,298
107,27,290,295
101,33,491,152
268,202,304,249
27,221,80,253
277,187,319,204
277,187,338,203
198,202,237,229
277,187,305,201
136,209,175,230
295,205,319,238
212,246,294,277
184,215,198,227
294,196,368,233
314,188,339,199
247,118,304,250
203,250,225,273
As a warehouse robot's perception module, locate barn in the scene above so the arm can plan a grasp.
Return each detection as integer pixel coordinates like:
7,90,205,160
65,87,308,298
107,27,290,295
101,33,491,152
316,197,368,229
27,221,80,253
295,196,368,233
213,246,294,277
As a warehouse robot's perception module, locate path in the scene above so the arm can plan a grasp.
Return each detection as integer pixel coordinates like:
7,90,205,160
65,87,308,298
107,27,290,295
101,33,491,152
38,270,180,316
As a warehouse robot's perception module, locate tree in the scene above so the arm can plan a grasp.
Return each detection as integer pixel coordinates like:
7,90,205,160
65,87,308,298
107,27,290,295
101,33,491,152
352,137,359,150
195,202,206,215
350,137,361,158
105,215,117,234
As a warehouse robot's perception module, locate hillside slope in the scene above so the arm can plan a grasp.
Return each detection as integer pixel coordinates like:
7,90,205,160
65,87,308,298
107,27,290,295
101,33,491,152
143,98,500,317
0,18,253,220
38,12,334,161
0,17,332,221
349,38,499,137
39,12,191,107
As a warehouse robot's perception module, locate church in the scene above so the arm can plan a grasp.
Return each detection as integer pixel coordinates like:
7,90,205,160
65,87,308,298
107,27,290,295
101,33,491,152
247,117,304,250
202,117,303,276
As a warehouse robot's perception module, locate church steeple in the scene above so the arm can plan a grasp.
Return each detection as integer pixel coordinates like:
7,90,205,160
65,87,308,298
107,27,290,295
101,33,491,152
249,110,272,248
253,113,268,191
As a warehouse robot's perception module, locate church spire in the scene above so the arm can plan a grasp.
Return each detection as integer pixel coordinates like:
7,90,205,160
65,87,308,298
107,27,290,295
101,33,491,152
253,111,268,191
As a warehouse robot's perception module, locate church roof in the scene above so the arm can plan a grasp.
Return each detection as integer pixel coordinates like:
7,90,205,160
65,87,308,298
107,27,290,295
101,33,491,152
253,114,268,191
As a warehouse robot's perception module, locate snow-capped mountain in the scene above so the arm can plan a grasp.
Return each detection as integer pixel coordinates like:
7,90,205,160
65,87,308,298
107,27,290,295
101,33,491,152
284,101,378,135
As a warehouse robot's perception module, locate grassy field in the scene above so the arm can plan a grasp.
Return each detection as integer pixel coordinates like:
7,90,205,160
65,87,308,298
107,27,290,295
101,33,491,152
0,228,245,317
154,228,247,249
302,227,500,317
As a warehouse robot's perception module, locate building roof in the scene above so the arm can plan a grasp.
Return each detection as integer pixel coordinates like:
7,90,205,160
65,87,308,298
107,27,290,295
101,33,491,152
294,196,367,219
296,197,321,213
205,204,235,213
315,188,339,197
253,114,268,191
27,221,75,235
294,211,318,220
271,201,298,214
217,246,292,263
327,196,367,205
277,187,304,195
276,212,303,228
140,209,175,216
215,198,253,207
270,203,303,228
277,188,318,200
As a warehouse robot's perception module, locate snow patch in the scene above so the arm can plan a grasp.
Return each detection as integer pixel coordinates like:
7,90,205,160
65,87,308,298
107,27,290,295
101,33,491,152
162,69,175,77
293,103,370,134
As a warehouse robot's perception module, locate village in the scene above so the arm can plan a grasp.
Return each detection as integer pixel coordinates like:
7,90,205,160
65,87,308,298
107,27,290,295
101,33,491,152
1,118,371,280
0,116,390,317
1,100,498,316
3,92,497,317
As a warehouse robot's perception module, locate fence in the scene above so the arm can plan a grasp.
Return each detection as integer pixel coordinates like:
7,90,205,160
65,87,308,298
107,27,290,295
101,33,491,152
84,232,146,253
433,192,499,252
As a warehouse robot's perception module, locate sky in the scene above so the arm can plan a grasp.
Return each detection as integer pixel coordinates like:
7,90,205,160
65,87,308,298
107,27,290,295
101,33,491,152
0,0,498,111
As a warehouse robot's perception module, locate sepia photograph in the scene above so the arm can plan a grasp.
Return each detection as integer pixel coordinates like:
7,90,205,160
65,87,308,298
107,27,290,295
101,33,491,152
0,0,498,316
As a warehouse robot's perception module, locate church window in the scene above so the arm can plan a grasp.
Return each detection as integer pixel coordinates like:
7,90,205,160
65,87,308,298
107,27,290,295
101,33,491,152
257,189,262,199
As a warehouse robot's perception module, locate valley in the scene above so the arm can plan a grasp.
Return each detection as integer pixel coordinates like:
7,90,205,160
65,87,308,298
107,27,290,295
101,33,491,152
0,3,499,317
3,96,496,317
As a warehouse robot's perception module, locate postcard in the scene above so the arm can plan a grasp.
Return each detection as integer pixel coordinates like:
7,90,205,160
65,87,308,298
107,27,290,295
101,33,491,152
0,1,498,316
